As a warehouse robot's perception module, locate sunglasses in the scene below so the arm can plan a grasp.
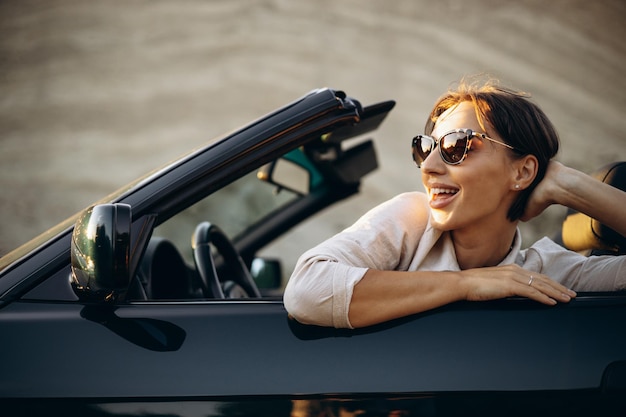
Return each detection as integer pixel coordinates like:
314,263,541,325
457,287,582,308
412,128,515,167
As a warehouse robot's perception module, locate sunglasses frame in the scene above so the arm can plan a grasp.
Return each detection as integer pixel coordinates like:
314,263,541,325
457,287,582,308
412,128,515,167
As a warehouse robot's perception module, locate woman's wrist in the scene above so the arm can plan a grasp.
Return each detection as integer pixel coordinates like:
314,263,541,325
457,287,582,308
543,161,578,208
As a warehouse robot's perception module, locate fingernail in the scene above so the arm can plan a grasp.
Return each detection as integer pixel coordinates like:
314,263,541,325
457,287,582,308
561,293,571,301
567,289,577,297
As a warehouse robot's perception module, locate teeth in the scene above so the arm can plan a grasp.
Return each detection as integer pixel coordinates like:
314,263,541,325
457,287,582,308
431,187,458,195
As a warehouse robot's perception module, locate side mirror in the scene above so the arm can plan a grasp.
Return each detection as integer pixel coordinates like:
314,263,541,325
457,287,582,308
70,203,131,301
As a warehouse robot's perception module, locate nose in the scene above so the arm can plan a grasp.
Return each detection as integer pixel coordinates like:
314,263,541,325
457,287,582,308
420,142,446,173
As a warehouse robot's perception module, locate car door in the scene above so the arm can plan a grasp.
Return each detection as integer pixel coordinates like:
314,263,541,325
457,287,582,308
3,286,626,416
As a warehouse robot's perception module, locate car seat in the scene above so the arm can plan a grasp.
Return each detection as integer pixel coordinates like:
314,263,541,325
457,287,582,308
560,161,626,255
138,237,191,299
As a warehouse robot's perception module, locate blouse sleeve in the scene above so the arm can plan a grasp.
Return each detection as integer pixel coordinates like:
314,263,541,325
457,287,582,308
283,192,430,328
523,237,626,291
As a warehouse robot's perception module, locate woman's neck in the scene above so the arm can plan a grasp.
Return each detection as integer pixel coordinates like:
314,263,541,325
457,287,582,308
451,222,518,270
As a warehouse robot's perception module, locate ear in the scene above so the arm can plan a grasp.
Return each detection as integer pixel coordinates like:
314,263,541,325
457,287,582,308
511,154,538,190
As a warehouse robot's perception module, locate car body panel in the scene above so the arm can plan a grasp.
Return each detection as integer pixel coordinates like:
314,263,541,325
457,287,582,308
2,295,626,398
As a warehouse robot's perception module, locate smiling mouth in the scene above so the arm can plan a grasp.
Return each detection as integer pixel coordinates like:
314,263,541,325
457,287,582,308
430,187,459,199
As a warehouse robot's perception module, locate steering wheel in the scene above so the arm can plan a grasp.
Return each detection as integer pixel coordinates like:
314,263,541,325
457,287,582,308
192,222,261,299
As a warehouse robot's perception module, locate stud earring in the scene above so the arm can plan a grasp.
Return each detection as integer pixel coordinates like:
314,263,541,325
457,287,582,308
514,184,521,190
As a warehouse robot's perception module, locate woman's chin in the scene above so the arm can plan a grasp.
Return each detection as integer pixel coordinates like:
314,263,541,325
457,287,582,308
429,212,456,231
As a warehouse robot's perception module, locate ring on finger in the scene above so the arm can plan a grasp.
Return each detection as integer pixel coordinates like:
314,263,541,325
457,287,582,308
528,275,534,286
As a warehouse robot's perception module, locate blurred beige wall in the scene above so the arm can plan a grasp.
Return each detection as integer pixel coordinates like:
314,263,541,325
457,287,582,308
1,0,625,256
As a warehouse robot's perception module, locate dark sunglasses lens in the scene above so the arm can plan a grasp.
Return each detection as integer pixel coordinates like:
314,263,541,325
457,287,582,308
412,136,434,166
440,132,468,164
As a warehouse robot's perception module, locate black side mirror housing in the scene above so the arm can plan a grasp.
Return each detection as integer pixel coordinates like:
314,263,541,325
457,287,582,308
70,204,131,301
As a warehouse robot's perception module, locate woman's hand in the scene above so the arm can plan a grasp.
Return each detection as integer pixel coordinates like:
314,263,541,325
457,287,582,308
461,264,576,306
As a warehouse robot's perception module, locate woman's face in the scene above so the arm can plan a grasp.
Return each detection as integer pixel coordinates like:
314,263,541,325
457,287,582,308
421,101,518,232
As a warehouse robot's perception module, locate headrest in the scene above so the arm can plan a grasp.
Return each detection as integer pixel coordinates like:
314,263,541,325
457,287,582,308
561,161,626,255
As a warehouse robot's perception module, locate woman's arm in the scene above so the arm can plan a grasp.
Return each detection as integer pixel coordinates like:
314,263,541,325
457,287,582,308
285,191,577,329
348,265,575,328
522,161,626,236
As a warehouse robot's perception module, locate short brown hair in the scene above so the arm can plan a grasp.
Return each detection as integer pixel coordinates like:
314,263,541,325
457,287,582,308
425,76,560,220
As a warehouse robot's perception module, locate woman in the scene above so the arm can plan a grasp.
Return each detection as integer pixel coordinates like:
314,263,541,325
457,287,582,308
283,77,626,329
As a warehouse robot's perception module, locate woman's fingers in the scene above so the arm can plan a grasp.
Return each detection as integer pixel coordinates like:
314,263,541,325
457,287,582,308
463,265,576,305
517,272,576,305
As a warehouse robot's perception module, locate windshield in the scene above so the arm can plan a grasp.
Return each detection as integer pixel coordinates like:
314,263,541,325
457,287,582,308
153,170,298,265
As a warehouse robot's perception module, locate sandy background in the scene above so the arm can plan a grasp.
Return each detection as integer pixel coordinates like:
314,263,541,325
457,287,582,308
1,0,625,257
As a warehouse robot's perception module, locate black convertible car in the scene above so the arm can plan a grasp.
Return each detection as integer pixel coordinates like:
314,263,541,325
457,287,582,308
0,88,625,417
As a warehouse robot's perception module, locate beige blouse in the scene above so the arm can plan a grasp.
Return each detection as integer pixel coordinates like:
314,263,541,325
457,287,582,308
284,192,626,328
